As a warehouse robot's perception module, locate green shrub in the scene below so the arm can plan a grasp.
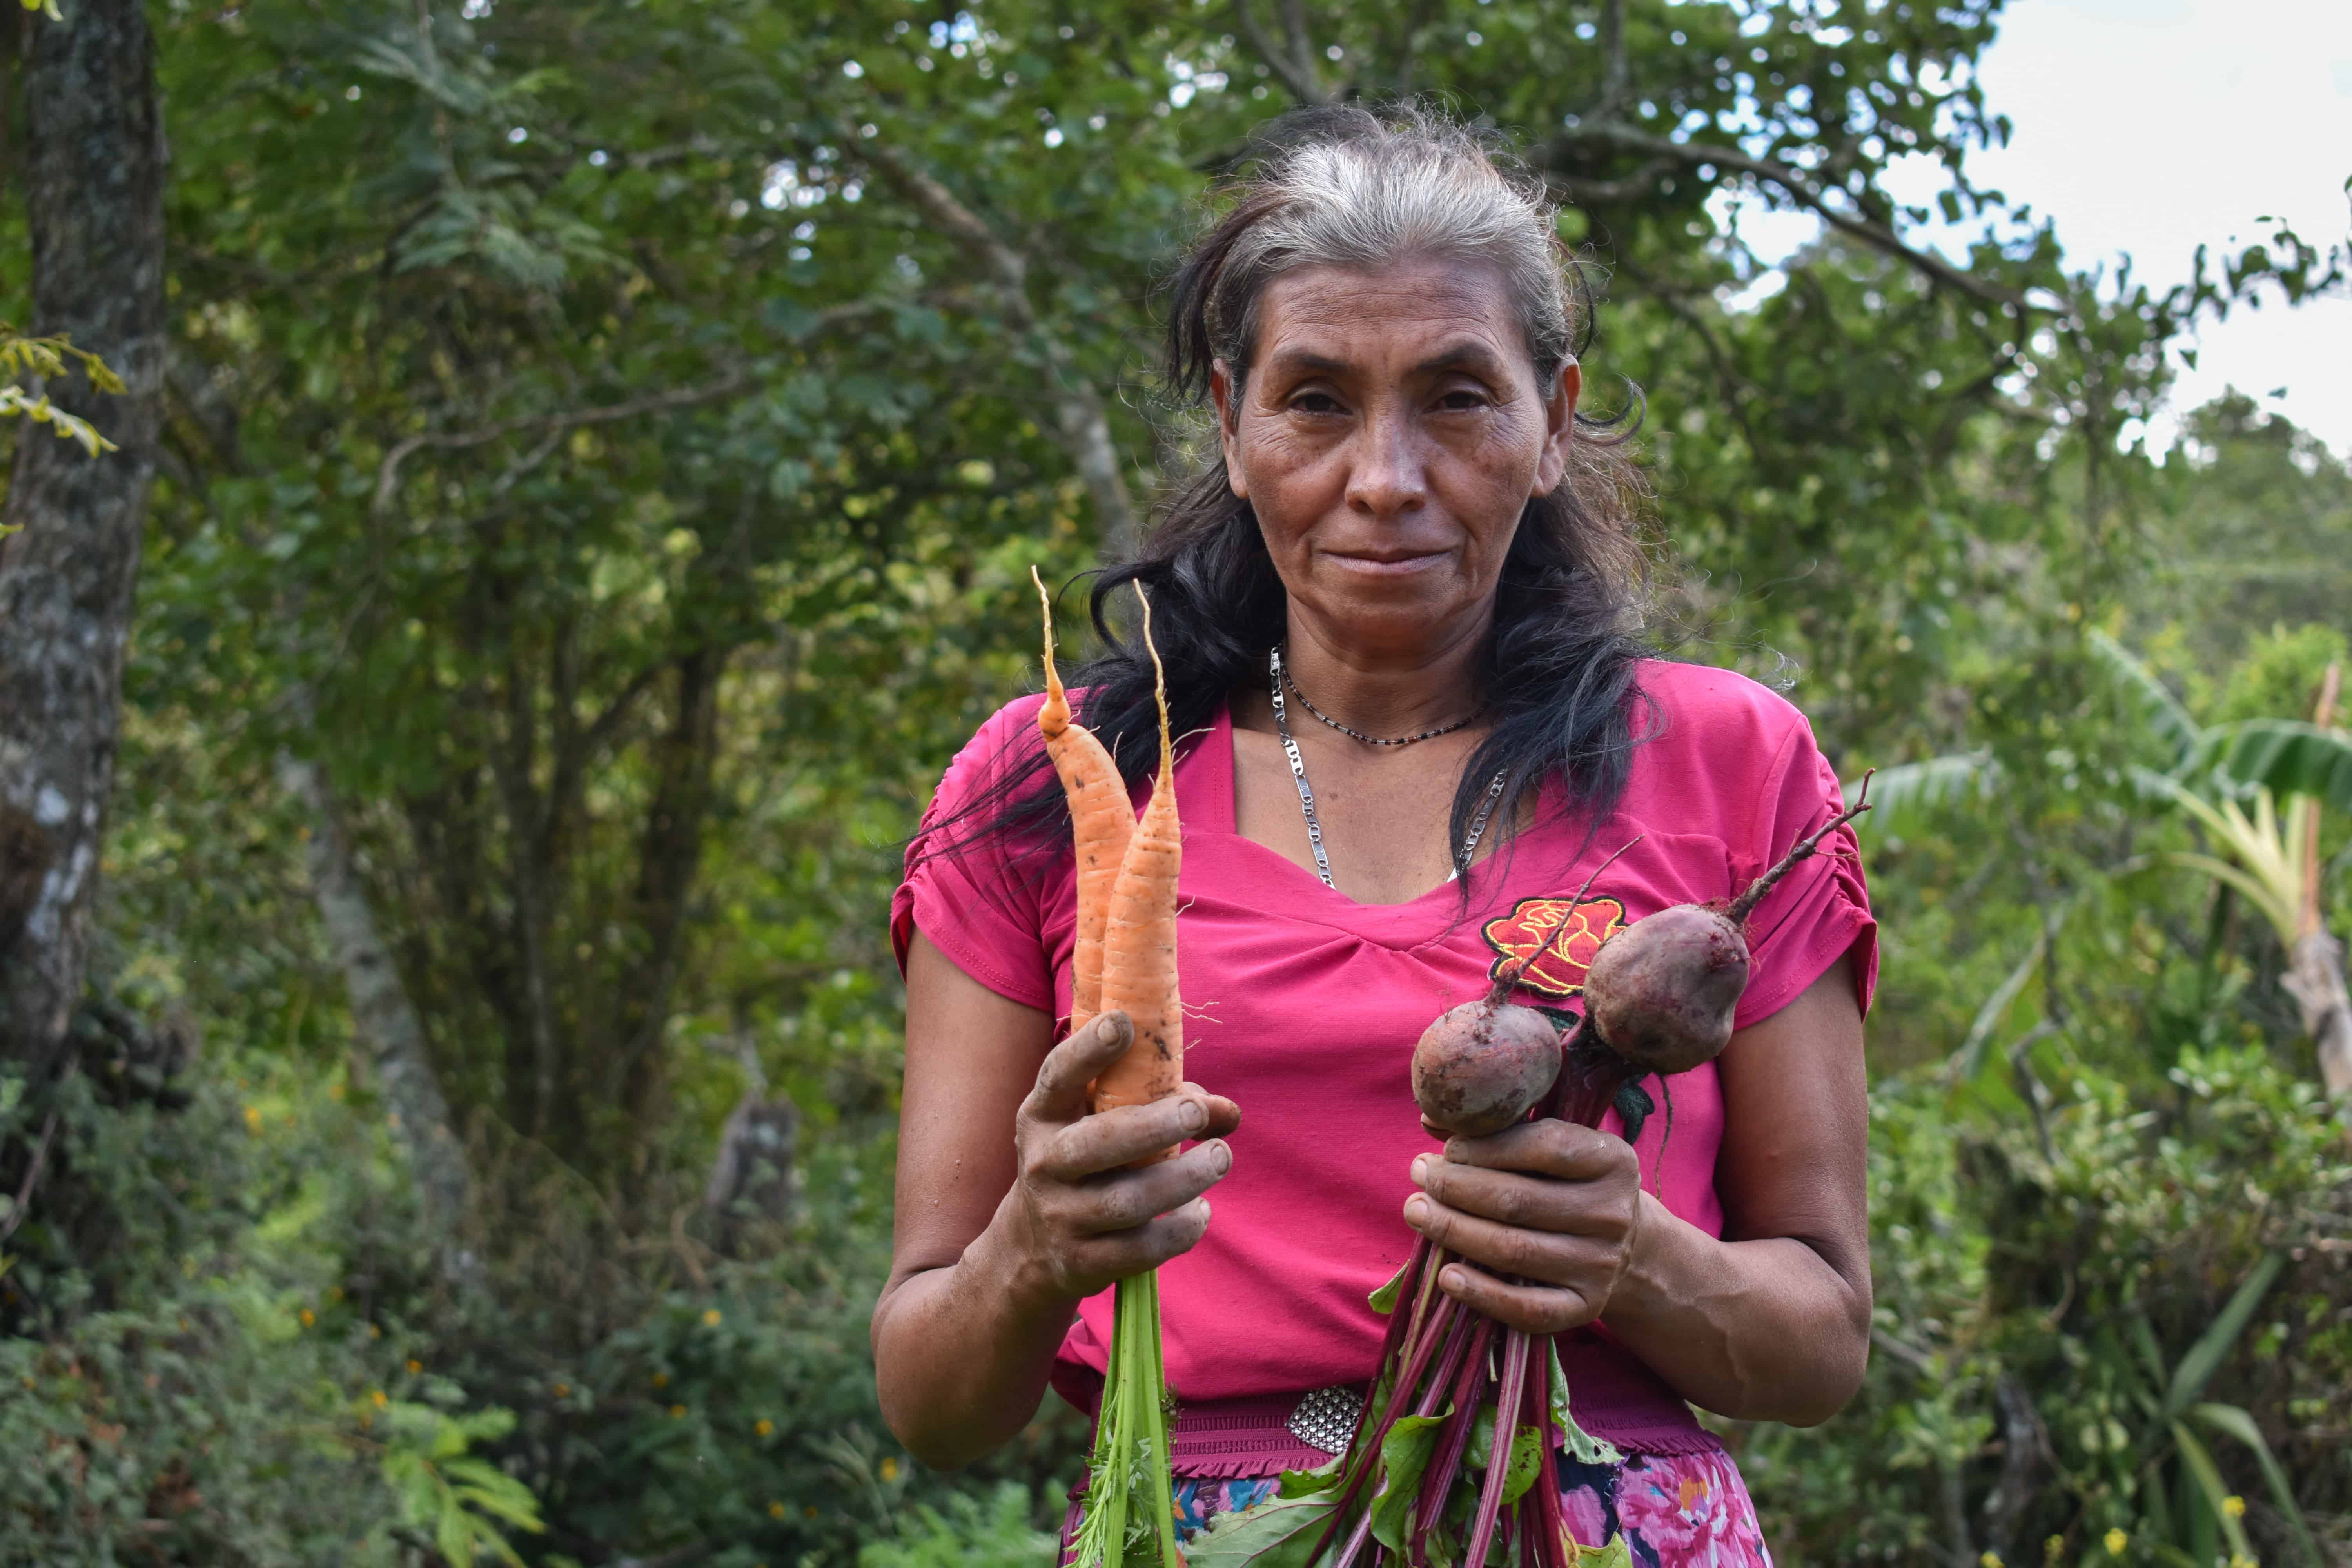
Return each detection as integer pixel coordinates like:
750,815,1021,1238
859,1484,1061,1568
0,1062,535,1566
1734,1045,2352,1568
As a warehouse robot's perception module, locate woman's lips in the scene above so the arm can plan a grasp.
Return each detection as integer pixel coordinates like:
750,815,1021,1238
1325,551,1450,577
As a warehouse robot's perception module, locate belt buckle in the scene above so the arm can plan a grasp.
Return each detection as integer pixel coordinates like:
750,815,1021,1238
1285,1385,1363,1456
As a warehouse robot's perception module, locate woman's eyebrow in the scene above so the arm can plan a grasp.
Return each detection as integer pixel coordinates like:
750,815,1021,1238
1417,342,1509,377
1261,347,1352,378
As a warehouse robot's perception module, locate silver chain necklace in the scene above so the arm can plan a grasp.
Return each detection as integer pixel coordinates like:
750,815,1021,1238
1268,648,1507,891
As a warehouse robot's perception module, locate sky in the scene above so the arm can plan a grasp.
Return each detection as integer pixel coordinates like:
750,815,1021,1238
1727,0,2352,456
1970,0,2352,456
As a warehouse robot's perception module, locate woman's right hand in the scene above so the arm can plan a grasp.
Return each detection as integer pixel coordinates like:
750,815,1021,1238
1000,1010,1240,1304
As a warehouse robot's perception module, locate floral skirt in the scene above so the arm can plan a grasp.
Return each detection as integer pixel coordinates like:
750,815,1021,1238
1078,1448,1773,1568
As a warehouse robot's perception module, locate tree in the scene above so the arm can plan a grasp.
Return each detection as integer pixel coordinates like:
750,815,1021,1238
120,0,2339,1207
0,0,166,1085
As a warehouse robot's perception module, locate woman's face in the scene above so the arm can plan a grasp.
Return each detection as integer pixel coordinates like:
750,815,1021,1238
1212,258,1579,660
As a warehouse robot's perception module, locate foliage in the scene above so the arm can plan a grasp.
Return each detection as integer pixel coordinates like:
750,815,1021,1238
1736,1045,2352,1568
860,1484,1065,1568
0,323,122,457
0,1059,516,1566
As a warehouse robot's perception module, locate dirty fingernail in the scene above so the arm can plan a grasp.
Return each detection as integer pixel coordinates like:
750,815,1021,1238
1403,1194,1430,1224
1180,1098,1207,1131
1410,1153,1432,1183
1210,1141,1232,1175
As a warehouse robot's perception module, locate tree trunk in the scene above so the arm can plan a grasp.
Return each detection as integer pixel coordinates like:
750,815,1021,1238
0,0,167,1082
2281,931,2352,1109
2286,665,2350,1116
277,748,476,1258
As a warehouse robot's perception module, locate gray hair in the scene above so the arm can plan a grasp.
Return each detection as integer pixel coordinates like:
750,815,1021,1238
1168,104,1591,399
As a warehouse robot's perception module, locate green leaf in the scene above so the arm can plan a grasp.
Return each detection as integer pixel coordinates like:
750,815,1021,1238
1612,1078,1654,1144
2167,1252,2283,1415
1368,1258,1412,1315
1499,1423,1544,1507
1546,1342,1622,1468
1369,1413,1448,1550
1183,1492,1341,1568
443,1459,544,1531
1947,907,2064,1087
1849,752,1996,837
2192,1401,2324,1567
2216,719,2352,813
2168,1420,2258,1565
1572,1538,1633,1568
436,1495,477,1568
2090,630,2202,766
1278,1456,1343,1499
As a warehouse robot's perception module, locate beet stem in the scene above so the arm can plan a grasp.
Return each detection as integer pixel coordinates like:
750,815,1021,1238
1303,1293,1474,1568
1525,1354,1571,1568
1488,836,1646,1004
1724,770,1874,926
1408,1314,1497,1563
1461,1330,1533,1568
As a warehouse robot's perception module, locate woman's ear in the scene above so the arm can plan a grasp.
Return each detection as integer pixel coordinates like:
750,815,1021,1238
1209,359,1249,500
1534,359,1582,497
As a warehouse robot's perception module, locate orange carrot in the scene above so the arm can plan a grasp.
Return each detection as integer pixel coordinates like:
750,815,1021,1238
1033,567,1135,1038
1092,584,1183,1156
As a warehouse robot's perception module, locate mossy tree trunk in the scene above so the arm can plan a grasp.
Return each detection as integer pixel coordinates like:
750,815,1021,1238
0,0,166,1083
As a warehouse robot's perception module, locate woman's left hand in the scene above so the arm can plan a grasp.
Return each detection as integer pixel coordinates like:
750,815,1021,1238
1402,1120,1647,1334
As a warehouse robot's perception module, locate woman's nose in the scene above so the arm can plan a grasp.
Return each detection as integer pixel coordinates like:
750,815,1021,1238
1343,407,1429,519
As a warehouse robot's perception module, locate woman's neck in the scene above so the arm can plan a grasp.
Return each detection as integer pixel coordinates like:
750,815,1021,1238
1279,607,1489,739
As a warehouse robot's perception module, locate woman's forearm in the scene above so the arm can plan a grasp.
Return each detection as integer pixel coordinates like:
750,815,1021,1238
872,1191,1083,1469
1603,1192,1870,1426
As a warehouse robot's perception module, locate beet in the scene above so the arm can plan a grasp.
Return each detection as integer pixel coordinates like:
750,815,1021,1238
1412,998,1563,1137
1579,903,1748,1075
1578,774,1873,1078
1408,839,1645,1137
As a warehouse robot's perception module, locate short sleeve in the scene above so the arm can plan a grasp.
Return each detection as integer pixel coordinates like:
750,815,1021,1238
1726,713,1877,1030
889,697,1061,1013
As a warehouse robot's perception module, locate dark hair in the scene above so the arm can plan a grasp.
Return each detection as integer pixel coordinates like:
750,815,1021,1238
945,104,1655,882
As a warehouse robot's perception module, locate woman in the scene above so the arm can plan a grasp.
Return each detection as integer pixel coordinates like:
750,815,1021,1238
876,107,1873,1566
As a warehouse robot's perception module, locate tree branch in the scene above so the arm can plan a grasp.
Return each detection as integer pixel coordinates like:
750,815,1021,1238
1598,0,1630,118
1280,0,1330,101
856,134,1142,551
372,370,752,515
1544,161,1676,207
1233,0,1326,105
1547,122,2025,309
276,732,476,1277
1391,0,1439,97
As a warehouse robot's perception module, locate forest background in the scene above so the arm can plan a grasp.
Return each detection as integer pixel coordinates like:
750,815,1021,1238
0,1,2349,1566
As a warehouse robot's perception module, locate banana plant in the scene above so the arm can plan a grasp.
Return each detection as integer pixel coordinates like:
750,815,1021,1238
1854,632,2352,1104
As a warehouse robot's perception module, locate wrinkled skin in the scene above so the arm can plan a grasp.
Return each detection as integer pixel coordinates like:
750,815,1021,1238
1412,998,1563,1136
1581,905,1750,1075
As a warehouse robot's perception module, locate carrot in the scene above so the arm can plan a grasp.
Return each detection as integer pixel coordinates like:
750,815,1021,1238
1090,582,1183,1148
1064,578,1187,1568
1032,566,1135,1037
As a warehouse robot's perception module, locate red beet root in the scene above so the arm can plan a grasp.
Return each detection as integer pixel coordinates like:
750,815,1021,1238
1580,903,1748,1074
1579,773,1874,1077
1409,839,1644,1137
1412,999,1564,1137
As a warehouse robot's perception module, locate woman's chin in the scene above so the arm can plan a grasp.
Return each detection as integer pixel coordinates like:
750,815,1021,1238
1304,580,1484,649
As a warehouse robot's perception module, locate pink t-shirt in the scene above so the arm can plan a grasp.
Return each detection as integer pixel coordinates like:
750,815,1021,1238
891,659,1874,1408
